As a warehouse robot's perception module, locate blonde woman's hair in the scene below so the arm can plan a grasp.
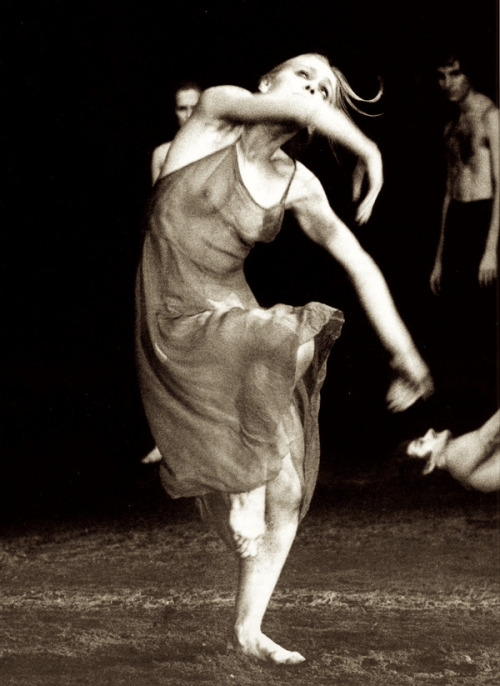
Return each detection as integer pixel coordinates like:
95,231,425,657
261,53,382,157
262,53,382,117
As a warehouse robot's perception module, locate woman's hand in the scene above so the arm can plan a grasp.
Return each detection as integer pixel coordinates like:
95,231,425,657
386,350,434,413
478,249,497,287
352,147,383,225
430,261,442,295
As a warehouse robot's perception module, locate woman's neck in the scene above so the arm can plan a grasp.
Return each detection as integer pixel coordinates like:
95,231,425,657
239,124,298,161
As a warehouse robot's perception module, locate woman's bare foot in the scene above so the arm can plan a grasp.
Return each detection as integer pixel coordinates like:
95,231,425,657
229,486,266,558
228,629,305,664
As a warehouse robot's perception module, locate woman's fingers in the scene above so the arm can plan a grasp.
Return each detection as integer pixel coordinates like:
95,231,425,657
479,267,496,287
355,191,378,224
387,352,434,412
354,173,383,225
386,377,422,412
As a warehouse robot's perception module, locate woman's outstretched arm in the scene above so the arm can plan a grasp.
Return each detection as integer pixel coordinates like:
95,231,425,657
290,166,433,410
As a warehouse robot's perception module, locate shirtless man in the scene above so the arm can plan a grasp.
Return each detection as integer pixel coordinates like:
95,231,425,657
151,81,202,184
430,54,498,294
407,409,500,493
429,53,498,410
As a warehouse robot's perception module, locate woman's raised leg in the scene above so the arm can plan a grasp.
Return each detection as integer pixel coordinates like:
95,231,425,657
211,339,315,559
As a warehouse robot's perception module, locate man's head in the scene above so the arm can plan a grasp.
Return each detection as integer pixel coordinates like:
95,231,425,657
407,428,452,475
174,82,202,127
436,56,472,103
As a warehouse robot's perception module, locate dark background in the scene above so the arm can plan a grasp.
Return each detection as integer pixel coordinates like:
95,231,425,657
2,0,498,521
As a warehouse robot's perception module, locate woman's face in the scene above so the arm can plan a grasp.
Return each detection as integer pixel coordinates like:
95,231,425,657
264,55,337,104
407,428,446,458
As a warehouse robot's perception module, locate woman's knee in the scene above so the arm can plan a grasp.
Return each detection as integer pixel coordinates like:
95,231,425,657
266,455,303,520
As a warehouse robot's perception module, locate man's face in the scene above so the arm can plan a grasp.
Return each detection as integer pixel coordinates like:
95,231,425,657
407,429,442,458
175,88,200,127
436,60,471,103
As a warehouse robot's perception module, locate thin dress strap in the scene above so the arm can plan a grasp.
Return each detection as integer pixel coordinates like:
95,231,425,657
234,138,297,209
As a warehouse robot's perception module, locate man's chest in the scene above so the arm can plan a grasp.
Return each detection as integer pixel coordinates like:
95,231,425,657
445,115,488,165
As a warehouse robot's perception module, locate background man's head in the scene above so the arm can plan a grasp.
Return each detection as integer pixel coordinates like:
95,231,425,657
436,56,472,103
174,82,202,127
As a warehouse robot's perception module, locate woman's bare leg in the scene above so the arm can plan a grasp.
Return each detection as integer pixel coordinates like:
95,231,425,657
229,451,306,664
200,340,314,662
199,455,305,663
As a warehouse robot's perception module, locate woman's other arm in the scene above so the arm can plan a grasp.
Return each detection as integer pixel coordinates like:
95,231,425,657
290,167,433,409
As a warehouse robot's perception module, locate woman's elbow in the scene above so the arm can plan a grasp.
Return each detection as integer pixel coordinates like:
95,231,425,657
197,86,245,120
364,140,382,167
197,88,224,118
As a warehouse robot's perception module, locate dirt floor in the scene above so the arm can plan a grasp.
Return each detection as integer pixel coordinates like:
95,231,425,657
1,463,498,686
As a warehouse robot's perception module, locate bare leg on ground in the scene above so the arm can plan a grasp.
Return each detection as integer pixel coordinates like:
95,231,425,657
204,452,306,663
202,340,313,662
228,452,306,664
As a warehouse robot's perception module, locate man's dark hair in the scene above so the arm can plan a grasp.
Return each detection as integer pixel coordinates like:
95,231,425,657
175,80,202,96
433,43,478,85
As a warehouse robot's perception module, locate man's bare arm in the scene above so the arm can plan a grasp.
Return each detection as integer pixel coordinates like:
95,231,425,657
479,107,499,286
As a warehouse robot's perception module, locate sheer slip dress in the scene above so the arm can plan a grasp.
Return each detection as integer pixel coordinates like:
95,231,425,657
135,141,344,518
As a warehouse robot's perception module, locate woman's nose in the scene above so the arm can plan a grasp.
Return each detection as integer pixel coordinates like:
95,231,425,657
305,83,316,95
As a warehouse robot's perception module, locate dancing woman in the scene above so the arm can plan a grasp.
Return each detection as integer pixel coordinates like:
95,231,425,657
136,53,433,664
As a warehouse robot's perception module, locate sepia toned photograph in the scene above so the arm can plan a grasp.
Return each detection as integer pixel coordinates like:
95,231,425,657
2,1,498,683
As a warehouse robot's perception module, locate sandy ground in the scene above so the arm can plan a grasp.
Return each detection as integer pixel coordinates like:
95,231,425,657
0,463,498,686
